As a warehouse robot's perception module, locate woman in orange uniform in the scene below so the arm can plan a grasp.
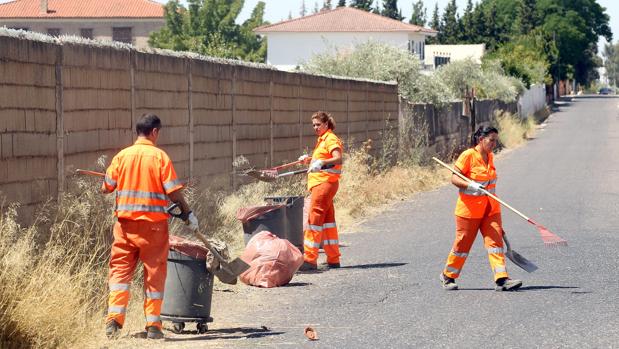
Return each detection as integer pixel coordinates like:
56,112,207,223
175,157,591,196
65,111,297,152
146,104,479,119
440,126,522,291
298,111,343,271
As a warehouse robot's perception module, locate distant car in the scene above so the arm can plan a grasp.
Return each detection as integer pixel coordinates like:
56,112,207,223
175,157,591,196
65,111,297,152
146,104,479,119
598,87,613,95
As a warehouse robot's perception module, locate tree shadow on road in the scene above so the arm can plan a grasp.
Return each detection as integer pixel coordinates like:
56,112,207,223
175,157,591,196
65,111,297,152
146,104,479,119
339,262,408,270
163,326,285,341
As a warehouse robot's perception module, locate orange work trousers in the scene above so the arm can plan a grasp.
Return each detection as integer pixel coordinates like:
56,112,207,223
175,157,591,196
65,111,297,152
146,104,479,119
106,219,169,330
443,212,509,281
303,181,340,265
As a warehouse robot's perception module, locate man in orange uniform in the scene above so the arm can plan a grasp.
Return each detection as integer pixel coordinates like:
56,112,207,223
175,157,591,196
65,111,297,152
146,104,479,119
102,113,197,339
440,126,522,291
298,111,343,271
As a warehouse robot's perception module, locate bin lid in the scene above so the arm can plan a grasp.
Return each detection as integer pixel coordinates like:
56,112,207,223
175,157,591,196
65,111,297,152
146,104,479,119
169,235,209,260
236,204,285,223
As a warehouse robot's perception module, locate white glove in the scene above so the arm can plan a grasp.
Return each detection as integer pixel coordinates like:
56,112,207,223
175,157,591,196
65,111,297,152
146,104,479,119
298,154,310,163
308,159,324,173
466,181,485,195
187,212,199,231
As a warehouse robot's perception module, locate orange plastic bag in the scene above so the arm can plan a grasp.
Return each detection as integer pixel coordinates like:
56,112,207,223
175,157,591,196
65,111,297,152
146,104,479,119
239,231,304,288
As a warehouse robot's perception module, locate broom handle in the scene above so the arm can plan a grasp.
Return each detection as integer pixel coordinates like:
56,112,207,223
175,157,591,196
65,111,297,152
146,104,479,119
270,158,308,171
76,169,105,177
432,157,531,222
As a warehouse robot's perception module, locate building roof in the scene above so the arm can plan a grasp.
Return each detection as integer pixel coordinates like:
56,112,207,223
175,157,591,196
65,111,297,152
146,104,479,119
254,6,436,34
0,0,164,19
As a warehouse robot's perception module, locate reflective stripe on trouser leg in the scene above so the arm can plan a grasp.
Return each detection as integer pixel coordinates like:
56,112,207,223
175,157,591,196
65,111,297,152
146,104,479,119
106,289,130,326
304,181,339,264
479,213,509,281
322,187,340,264
444,215,482,279
138,220,169,329
107,221,141,326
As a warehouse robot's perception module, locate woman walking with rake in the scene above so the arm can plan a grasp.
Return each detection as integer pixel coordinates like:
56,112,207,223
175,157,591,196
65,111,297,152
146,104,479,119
440,126,522,291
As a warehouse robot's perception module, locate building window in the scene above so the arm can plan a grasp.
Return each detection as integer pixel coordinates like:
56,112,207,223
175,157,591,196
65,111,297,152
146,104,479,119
112,27,132,44
80,28,94,39
434,56,451,68
408,40,426,61
47,28,60,37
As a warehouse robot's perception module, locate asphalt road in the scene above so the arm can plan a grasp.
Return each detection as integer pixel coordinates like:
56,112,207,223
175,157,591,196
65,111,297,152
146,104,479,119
165,96,619,348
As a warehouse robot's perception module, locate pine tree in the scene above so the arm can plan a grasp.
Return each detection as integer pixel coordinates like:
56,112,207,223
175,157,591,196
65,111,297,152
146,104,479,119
300,0,307,16
350,0,373,11
427,2,440,44
381,0,403,20
459,0,474,42
313,1,320,13
323,0,333,10
409,0,426,26
440,0,460,44
483,1,498,50
516,0,537,35
337,0,346,6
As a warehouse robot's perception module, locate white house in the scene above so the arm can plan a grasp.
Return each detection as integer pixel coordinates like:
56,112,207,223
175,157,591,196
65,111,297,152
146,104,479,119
254,7,437,71
424,44,486,70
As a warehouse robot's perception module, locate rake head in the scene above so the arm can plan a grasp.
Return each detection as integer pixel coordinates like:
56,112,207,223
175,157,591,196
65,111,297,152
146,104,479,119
529,219,568,247
242,169,278,182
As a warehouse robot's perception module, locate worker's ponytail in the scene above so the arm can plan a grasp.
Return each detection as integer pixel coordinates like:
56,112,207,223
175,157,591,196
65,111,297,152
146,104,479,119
311,111,336,130
473,126,498,146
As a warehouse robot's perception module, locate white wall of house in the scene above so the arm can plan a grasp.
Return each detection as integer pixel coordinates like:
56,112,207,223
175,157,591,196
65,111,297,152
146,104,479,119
0,18,164,48
424,44,485,69
263,31,429,71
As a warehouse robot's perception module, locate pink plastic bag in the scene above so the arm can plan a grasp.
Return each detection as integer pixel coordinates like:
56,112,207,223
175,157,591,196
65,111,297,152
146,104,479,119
239,231,304,288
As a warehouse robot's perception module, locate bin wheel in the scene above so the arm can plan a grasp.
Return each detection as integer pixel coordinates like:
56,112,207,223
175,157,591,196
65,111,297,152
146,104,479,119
171,322,185,334
197,322,208,334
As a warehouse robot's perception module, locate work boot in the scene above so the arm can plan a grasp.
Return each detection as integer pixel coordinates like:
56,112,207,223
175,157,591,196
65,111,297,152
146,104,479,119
298,261,317,271
495,277,523,291
105,320,121,339
146,326,164,340
440,273,458,291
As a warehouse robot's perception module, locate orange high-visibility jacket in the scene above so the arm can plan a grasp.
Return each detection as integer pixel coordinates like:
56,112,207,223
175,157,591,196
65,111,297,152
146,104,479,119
308,130,343,190
454,145,500,219
103,138,183,222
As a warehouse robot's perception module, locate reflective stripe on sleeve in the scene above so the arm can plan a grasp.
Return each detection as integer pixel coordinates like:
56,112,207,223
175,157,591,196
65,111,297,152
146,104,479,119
109,283,130,292
117,190,167,201
104,176,117,188
163,179,183,191
108,306,126,314
145,291,163,300
116,204,167,213
304,239,321,248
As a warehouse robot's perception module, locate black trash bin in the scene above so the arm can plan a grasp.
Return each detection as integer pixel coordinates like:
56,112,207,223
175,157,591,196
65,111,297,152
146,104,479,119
265,196,305,252
161,249,214,334
241,205,287,245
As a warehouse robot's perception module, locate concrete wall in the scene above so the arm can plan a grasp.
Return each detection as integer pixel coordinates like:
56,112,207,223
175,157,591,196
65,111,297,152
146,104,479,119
518,84,546,118
399,99,519,159
0,33,399,217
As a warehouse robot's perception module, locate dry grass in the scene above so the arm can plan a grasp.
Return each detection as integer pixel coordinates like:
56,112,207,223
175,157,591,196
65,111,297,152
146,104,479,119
494,110,537,149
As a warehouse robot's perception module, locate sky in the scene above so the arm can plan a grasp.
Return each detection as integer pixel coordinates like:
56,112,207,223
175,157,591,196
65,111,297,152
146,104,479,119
1,0,618,50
